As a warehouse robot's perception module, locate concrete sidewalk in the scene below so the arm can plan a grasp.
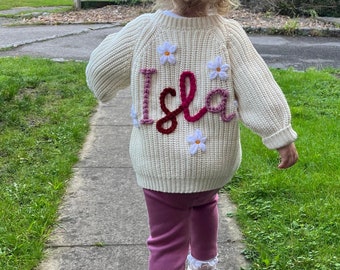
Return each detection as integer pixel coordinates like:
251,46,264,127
36,92,249,270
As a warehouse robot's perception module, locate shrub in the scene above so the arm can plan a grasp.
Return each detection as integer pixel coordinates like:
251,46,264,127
81,0,150,9
240,0,340,17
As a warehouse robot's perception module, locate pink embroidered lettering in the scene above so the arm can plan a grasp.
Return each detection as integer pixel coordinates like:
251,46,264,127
205,89,236,122
157,72,209,134
156,88,183,134
140,68,157,124
180,71,208,122
140,70,235,135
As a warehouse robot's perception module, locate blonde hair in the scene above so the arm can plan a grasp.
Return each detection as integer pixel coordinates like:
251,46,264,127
154,0,239,16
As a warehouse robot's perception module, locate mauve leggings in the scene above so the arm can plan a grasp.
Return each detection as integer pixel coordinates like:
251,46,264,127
143,189,219,270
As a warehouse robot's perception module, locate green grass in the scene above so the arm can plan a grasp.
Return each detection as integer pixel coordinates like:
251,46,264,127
0,56,97,270
0,0,144,11
225,68,340,269
0,0,73,10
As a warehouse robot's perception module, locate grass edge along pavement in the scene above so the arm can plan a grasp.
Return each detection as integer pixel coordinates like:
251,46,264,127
0,57,97,270
1,55,340,269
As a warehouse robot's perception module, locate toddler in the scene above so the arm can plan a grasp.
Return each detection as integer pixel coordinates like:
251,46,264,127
86,0,299,269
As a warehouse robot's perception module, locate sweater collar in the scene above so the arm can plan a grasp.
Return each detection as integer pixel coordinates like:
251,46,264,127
153,9,225,29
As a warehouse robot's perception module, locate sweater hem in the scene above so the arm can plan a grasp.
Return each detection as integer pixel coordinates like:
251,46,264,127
135,174,232,194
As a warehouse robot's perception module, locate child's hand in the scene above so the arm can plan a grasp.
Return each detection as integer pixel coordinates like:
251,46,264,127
277,143,298,169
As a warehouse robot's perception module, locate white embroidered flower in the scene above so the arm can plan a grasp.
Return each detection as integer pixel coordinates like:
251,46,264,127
207,56,229,80
130,105,140,128
157,42,177,65
234,100,239,109
187,129,207,155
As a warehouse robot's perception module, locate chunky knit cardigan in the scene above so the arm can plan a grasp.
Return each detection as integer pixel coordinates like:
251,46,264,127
86,10,297,193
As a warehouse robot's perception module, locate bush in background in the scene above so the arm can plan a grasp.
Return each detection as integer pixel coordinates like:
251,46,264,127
240,0,340,17
81,0,150,9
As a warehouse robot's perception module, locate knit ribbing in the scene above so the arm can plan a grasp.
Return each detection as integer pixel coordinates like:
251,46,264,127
152,10,225,29
86,10,297,193
86,14,153,102
225,19,297,149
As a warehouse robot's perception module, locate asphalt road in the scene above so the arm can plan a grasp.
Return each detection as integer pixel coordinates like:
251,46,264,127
1,24,339,70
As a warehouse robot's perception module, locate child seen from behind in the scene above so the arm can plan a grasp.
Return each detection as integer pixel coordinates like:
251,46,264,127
86,0,299,269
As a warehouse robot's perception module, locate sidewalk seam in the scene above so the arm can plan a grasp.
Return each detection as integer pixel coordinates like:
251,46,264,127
0,24,116,50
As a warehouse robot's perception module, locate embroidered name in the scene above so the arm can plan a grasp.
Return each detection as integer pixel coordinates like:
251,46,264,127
140,68,157,124
139,69,235,134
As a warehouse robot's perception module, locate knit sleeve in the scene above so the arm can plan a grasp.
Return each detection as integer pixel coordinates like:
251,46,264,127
86,14,151,102
226,20,297,149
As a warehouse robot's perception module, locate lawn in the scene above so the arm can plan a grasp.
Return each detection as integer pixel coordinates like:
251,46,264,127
0,0,143,11
225,68,340,269
0,0,73,10
0,56,339,270
0,57,97,270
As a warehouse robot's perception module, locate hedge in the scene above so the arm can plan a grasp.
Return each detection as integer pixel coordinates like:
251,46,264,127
240,0,340,17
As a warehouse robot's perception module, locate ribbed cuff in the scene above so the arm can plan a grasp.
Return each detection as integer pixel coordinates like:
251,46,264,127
262,125,298,149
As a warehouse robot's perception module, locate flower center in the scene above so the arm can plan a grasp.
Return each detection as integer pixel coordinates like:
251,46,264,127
216,67,221,72
195,140,201,144
164,51,170,56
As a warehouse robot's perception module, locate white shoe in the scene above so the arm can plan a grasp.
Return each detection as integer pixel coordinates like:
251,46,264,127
187,263,216,270
186,254,218,270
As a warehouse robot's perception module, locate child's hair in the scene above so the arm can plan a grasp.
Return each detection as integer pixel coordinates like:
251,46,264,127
154,0,239,16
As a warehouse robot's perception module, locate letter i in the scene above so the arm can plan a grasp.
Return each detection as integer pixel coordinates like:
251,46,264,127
140,68,157,124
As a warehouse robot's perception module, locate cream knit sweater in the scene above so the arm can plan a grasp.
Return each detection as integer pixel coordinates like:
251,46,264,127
86,10,297,193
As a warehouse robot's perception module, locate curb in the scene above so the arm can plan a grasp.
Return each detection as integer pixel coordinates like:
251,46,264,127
244,26,340,38
0,24,117,51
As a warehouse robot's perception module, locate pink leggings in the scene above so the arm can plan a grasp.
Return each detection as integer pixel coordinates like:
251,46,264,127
143,189,219,270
